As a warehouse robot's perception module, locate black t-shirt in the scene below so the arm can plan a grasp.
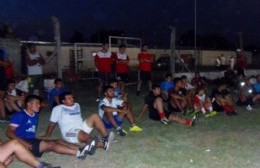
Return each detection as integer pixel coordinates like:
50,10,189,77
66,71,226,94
145,91,157,109
211,88,230,99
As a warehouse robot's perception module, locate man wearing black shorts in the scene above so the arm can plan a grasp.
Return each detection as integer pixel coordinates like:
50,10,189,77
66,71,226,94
138,84,195,126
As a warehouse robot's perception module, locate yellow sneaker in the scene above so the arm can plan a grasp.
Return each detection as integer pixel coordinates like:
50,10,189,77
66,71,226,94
130,125,143,132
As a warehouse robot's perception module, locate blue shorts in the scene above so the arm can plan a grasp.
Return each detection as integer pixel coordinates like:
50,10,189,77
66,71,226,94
25,139,44,157
103,115,123,129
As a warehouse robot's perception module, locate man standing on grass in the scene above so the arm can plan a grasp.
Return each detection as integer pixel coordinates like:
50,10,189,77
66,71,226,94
95,42,113,98
138,84,195,126
136,44,153,96
99,85,143,136
44,92,114,151
6,95,96,160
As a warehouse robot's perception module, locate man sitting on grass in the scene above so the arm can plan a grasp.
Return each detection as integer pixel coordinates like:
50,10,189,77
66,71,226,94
0,138,59,168
6,95,95,160
137,84,195,126
168,78,188,114
44,91,114,151
211,82,237,115
98,85,142,136
48,78,68,109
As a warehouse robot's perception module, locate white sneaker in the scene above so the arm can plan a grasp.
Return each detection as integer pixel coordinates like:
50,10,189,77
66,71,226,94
246,105,253,111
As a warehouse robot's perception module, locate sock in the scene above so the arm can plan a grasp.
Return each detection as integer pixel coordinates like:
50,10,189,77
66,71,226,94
131,123,136,127
223,105,229,112
230,105,234,112
159,112,166,119
185,119,191,126
208,106,213,112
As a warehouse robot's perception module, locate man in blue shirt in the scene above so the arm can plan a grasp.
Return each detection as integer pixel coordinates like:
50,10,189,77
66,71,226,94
160,72,174,100
6,95,97,159
48,78,68,108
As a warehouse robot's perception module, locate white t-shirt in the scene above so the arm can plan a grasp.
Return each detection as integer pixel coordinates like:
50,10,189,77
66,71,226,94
50,103,84,139
98,97,123,118
27,51,43,75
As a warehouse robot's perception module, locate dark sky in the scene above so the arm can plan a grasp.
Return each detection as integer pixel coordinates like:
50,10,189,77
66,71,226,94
0,0,259,47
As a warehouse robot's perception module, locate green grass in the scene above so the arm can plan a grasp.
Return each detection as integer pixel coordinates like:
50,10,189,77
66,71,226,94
1,81,260,168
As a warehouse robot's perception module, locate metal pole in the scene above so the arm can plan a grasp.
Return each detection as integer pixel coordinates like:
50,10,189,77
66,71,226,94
51,16,62,78
169,26,176,77
194,0,197,71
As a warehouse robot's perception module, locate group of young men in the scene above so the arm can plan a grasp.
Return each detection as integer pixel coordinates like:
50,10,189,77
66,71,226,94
1,42,259,168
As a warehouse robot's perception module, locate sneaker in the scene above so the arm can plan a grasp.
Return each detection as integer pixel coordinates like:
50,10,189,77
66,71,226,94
205,111,217,118
130,125,143,132
38,162,61,168
246,105,253,111
77,137,98,159
102,132,115,151
116,127,127,136
160,118,169,125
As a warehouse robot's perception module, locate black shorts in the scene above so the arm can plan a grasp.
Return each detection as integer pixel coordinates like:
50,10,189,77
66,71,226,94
212,101,224,112
148,107,171,121
116,73,129,83
98,72,112,84
25,139,44,157
236,97,253,106
139,71,152,81
167,103,182,113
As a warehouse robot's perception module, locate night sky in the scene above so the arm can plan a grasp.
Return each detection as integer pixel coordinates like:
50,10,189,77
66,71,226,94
0,0,259,47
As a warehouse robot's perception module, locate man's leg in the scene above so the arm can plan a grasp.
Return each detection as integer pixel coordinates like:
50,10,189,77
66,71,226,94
0,140,40,167
137,80,142,95
0,90,6,119
39,140,77,156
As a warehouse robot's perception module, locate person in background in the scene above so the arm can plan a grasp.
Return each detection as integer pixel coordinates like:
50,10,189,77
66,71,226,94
95,42,113,98
252,75,260,105
236,79,254,111
48,78,68,109
26,43,45,95
113,44,130,92
138,84,195,126
220,54,226,70
136,44,154,96
5,79,26,113
236,49,247,78
191,71,207,89
229,55,235,70
160,72,174,100
0,48,11,121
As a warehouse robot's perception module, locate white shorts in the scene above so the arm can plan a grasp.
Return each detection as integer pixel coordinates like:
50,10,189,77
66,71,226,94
63,120,93,143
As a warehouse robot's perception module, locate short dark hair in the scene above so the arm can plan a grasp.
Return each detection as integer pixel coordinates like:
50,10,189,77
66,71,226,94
181,75,187,80
7,79,16,85
25,95,42,107
164,72,172,78
152,84,160,90
119,44,126,49
174,77,182,84
103,85,114,93
108,78,118,85
59,91,72,104
54,78,62,84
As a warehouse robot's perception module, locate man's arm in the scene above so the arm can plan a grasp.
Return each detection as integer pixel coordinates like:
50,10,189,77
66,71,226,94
5,126,32,150
137,104,148,120
101,105,126,114
43,122,57,138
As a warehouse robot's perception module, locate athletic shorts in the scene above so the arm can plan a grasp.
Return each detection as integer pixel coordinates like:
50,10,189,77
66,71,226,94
212,101,224,112
103,115,123,129
139,71,152,81
148,107,171,121
98,72,112,83
116,73,129,83
63,120,93,144
24,139,43,157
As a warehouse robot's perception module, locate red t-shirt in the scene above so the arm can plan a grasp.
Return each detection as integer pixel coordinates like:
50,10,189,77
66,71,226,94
113,53,129,73
95,51,112,73
138,52,153,71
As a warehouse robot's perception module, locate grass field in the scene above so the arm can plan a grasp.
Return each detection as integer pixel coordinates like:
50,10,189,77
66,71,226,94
0,80,260,168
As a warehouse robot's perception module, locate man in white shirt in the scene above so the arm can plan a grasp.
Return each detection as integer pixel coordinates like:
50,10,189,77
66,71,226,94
98,85,142,136
26,43,45,94
44,92,114,151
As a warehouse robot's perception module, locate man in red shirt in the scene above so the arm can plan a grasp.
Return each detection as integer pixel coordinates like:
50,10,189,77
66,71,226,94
95,42,113,98
113,44,129,92
136,44,153,96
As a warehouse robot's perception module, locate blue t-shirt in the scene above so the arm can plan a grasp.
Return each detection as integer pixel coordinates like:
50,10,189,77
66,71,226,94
48,87,68,107
253,82,260,94
160,81,174,92
9,111,39,139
